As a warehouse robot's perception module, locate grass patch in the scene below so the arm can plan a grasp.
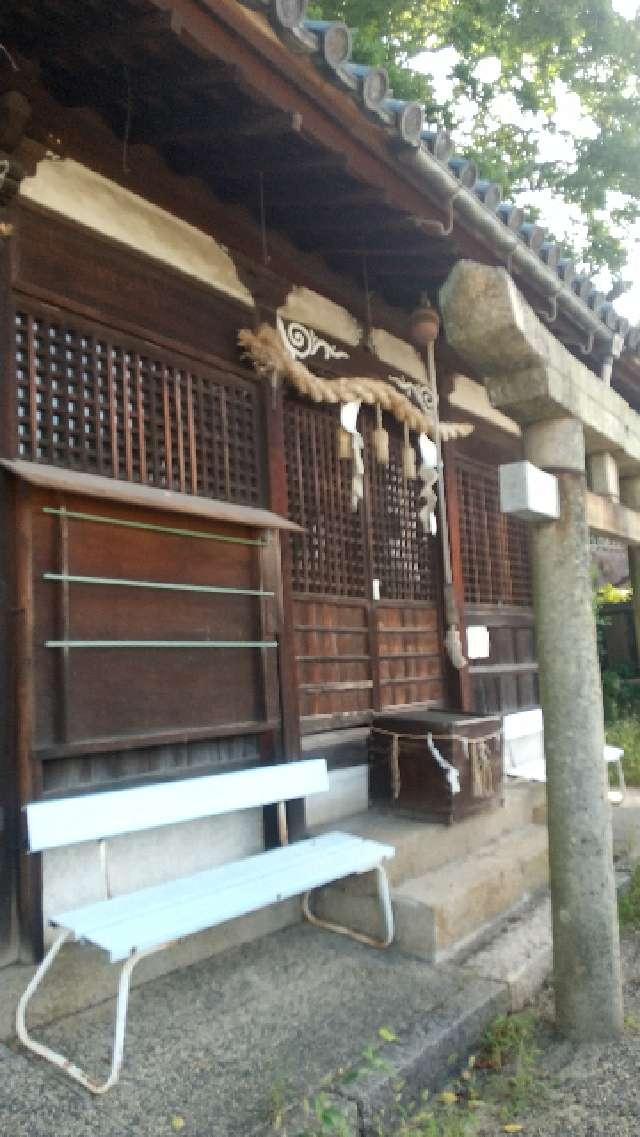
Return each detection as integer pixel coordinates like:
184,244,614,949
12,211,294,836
478,1011,538,1074
619,862,640,928
607,717,640,786
390,1012,544,1136
476,1012,543,1121
275,1015,546,1136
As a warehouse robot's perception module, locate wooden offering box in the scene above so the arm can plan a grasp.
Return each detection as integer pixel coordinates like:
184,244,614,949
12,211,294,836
368,709,503,824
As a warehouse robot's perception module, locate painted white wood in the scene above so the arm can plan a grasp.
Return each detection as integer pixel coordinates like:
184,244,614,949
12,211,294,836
52,832,395,961
502,708,543,740
25,761,329,852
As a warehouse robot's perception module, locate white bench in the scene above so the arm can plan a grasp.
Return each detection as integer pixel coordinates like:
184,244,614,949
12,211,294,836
504,710,626,803
17,759,394,1094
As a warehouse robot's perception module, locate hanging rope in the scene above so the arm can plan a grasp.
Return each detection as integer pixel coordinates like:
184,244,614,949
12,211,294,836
426,338,468,671
371,727,502,800
238,324,473,442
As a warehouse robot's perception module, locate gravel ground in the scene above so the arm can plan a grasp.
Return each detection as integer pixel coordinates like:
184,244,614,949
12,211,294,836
470,931,640,1137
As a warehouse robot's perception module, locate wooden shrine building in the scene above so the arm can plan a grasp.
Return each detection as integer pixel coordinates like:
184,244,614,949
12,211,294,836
1,0,640,967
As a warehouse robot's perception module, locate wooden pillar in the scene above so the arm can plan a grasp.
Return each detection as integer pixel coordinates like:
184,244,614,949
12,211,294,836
442,441,473,712
246,280,306,842
14,481,43,960
0,206,21,961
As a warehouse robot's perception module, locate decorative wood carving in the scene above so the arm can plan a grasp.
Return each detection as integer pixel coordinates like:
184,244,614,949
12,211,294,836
277,315,350,363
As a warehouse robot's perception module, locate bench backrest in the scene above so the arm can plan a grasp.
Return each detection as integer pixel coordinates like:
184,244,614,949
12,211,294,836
24,759,329,852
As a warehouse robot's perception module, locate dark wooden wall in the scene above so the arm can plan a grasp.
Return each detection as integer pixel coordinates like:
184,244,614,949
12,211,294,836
466,605,538,714
600,603,637,670
453,452,538,714
17,485,280,795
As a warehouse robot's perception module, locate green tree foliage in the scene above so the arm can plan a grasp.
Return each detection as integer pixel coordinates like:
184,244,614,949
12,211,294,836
311,0,640,276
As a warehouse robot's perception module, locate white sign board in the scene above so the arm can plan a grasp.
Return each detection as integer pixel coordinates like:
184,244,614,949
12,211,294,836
499,460,559,521
466,624,490,660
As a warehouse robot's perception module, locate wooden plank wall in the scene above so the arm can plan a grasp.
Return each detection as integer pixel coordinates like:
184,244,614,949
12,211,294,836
294,597,372,732
377,603,445,709
466,604,538,714
19,486,280,795
293,597,445,733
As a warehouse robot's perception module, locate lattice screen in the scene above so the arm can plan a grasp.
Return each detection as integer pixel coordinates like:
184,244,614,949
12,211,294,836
456,455,532,606
363,414,438,603
284,398,365,596
15,308,263,505
284,397,438,601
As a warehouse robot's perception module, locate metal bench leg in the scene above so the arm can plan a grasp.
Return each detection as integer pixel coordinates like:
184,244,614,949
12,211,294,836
302,864,394,949
16,931,161,1094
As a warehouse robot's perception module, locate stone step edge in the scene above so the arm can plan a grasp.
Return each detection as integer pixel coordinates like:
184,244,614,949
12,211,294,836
458,870,630,1012
254,971,509,1137
263,875,630,1136
393,822,548,902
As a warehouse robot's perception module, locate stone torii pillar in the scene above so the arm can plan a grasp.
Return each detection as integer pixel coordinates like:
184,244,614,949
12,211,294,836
440,261,628,1040
525,417,622,1038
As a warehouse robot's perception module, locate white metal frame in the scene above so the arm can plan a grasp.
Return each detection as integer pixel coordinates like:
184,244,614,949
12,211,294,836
17,761,395,1094
16,930,163,1095
18,861,394,1094
302,864,394,949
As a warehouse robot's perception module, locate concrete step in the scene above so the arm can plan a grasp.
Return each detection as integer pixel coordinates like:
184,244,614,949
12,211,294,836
459,868,631,1014
461,894,552,1011
319,779,546,889
394,822,549,958
312,821,549,962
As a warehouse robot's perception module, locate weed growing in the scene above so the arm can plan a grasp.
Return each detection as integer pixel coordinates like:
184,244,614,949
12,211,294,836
607,716,640,785
619,862,640,928
269,1010,548,1136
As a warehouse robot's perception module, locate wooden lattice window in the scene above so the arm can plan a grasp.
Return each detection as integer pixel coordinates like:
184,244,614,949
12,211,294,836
364,415,438,603
284,399,365,597
456,455,532,606
15,307,264,505
284,398,438,602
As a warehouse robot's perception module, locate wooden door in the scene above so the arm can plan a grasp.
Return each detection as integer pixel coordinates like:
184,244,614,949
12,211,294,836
284,397,446,733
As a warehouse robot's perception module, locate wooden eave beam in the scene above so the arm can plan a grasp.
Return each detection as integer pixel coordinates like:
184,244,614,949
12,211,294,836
139,0,451,230
267,187,388,211
208,152,350,182
159,110,301,147
155,0,607,365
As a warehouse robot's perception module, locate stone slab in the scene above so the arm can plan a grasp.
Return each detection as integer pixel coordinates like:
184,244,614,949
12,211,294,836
611,788,640,862
462,896,552,1012
440,261,640,475
0,924,507,1137
393,823,549,953
315,781,546,891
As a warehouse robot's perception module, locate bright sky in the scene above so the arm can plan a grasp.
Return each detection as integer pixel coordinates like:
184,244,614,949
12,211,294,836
411,0,640,324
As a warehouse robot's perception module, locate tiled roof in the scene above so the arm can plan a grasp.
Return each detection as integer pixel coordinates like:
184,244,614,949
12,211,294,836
246,0,637,358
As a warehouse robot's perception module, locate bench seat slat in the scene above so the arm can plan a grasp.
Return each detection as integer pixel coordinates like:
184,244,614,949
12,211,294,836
55,832,375,939
52,832,395,962
26,760,330,851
